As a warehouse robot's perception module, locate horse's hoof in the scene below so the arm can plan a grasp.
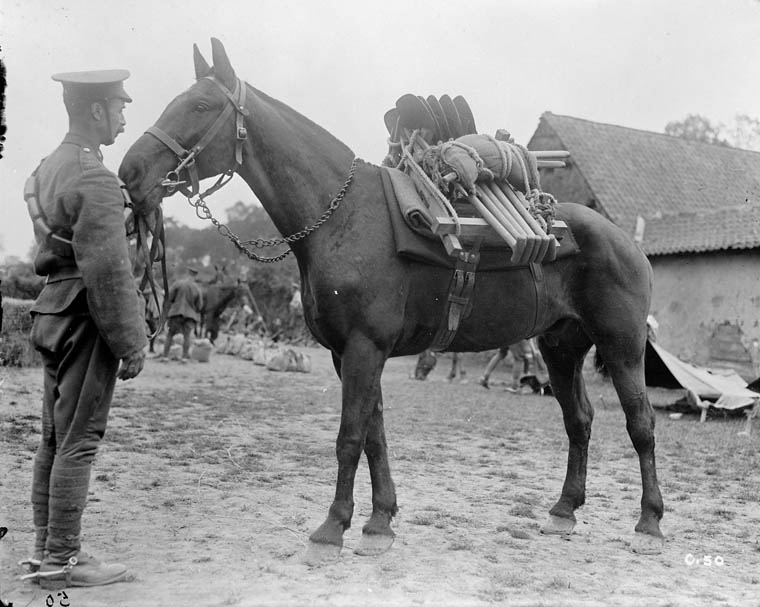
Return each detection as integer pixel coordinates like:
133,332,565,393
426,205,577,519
354,533,395,556
630,531,664,554
541,515,576,535
301,541,341,567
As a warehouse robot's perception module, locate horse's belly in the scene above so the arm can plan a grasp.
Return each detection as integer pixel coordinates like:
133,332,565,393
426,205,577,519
402,265,543,353
451,281,540,351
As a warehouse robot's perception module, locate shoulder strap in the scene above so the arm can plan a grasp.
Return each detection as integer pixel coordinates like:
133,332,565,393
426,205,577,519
24,159,75,254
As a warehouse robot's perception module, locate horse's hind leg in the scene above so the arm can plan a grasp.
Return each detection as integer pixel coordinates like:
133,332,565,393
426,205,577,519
537,326,594,536
601,351,664,553
355,388,398,556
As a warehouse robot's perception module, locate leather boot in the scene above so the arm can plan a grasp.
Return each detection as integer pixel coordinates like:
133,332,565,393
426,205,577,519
38,551,129,590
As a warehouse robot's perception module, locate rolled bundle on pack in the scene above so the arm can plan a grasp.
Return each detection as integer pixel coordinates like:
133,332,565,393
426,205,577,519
453,134,537,194
451,134,569,191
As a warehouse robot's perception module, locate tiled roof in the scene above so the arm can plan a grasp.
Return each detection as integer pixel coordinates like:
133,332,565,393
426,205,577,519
529,113,760,254
640,204,760,255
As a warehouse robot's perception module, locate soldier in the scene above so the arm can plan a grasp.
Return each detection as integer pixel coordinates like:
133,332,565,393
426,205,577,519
22,69,147,589
162,266,204,360
478,339,537,392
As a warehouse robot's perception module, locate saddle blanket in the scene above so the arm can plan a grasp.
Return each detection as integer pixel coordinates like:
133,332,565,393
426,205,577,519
381,167,579,271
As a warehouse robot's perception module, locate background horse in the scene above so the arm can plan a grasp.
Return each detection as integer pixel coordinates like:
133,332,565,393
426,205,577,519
119,38,664,564
198,276,256,343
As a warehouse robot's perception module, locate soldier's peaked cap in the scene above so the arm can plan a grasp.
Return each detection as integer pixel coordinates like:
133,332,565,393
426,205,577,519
52,69,132,103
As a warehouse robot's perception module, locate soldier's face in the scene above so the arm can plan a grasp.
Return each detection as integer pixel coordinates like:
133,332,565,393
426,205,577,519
99,99,127,145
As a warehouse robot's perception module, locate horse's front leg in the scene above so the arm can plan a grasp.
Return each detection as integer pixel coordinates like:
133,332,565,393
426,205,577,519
355,388,397,556
304,334,387,565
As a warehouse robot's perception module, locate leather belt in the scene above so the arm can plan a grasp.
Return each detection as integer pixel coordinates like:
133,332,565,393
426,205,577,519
429,248,480,352
45,266,83,284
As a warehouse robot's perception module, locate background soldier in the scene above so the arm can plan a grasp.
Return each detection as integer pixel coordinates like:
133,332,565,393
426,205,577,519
24,69,147,589
478,339,538,392
162,266,204,360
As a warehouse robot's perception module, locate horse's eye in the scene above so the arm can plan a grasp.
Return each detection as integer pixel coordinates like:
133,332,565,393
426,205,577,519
194,102,210,112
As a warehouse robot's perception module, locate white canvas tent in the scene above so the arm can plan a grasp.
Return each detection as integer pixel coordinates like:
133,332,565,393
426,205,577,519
647,342,760,423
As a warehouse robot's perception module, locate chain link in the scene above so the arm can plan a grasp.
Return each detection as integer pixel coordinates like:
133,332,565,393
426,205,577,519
184,157,358,263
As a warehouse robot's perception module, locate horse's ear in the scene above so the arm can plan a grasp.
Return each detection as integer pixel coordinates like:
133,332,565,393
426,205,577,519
210,37,236,89
193,43,212,80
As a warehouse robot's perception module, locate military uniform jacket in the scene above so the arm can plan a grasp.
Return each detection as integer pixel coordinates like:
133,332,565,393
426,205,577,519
30,132,147,359
167,277,203,323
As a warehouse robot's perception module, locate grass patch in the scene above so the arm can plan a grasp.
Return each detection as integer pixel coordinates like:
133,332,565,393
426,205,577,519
508,504,537,519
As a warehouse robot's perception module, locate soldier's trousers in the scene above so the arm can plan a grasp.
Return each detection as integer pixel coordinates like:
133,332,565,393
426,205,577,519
30,312,119,560
164,315,196,358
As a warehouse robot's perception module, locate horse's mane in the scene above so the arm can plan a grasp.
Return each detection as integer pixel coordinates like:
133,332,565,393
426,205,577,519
245,82,354,159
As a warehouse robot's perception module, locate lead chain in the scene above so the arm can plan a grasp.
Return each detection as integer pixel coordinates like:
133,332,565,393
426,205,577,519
185,157,358,263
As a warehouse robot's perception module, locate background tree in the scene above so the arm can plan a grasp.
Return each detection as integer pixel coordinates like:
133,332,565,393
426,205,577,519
665,113,760,151
161,200,305,342
664,114,729,146
726,114,760,152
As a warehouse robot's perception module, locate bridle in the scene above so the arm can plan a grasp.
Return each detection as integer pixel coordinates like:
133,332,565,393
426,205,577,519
146,75,249,199
139,72,358,265
129,76,250,337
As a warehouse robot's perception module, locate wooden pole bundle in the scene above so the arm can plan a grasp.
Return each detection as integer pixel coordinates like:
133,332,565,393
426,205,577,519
533,150,568,169
532,150,570,159
399,127,562,264
497,182,559,263
476,184,537,264
459,185,526,264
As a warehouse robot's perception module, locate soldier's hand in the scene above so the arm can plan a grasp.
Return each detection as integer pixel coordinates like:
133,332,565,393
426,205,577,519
118,349,146,380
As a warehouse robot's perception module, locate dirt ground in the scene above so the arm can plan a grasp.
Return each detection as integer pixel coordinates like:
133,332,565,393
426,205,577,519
2,344,760,607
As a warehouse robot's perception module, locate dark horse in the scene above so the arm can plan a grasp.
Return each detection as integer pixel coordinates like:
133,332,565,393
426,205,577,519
198,277,255,343
120,39,664,563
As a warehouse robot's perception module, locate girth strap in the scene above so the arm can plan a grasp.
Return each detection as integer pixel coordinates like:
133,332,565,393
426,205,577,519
528,262,549,336
430,248,480,352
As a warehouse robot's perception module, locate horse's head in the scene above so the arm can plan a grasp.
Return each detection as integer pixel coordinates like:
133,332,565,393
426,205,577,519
119,38,248,214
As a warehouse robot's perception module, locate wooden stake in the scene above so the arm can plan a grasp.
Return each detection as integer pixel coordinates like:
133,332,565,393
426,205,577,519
461,188,525,263
497,183,547,237
478,185,537,263
488,182,552,262
483,183,535,236
532,150,570,159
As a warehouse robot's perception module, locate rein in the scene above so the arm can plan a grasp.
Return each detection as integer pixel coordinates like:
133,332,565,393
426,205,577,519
145,75,359,263
121,183,169,340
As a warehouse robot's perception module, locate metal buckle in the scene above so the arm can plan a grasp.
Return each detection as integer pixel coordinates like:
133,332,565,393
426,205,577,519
160,170,187,193
237,126,247,140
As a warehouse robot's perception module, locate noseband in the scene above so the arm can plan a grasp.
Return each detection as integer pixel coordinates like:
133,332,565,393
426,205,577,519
146,76,249,199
